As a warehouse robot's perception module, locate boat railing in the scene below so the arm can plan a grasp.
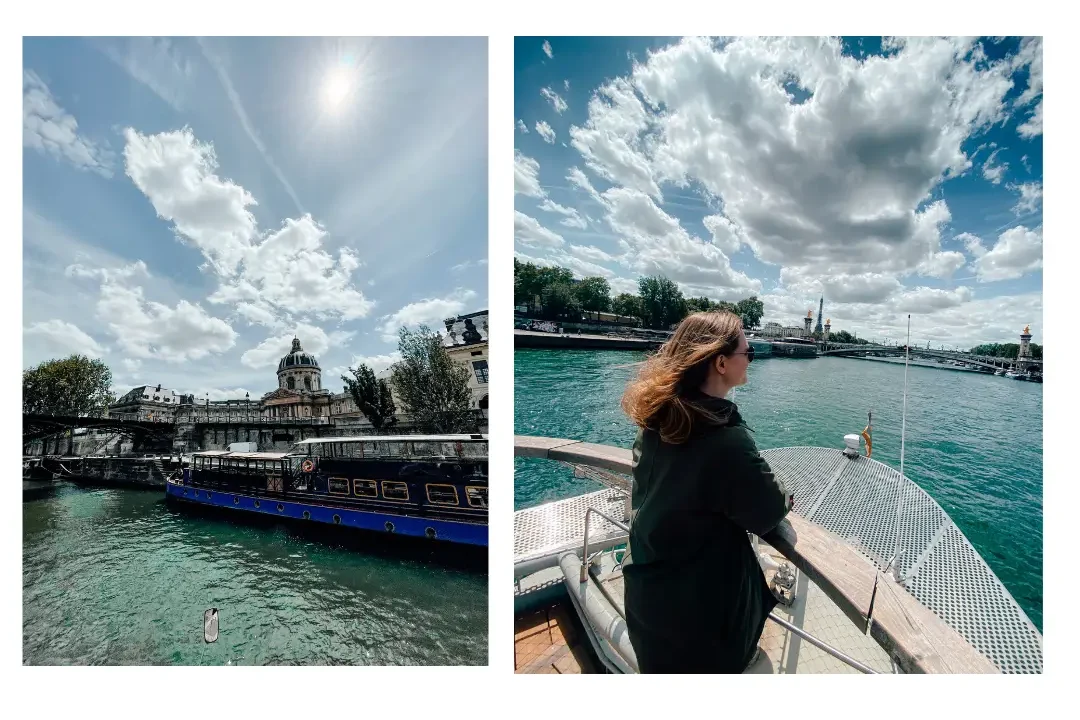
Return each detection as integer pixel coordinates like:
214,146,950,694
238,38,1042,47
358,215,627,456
577,495,879,673
516,434,1001,674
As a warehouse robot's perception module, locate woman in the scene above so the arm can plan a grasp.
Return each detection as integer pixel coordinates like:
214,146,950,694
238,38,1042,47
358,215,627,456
620,311,792,673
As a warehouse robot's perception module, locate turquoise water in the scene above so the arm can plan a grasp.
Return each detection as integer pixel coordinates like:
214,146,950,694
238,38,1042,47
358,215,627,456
23,486,488,665
514,350,1043,630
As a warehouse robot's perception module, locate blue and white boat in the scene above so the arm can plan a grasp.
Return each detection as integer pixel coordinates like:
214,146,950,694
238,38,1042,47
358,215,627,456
165,434,487,547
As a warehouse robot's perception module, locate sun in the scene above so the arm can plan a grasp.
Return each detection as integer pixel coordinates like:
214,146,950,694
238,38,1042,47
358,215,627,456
322,67,352,111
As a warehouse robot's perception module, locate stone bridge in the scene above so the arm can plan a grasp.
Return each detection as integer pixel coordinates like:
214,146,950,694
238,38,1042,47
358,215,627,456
820,344,1042,371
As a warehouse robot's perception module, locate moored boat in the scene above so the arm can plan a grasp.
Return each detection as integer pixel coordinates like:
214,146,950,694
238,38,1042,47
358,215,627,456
166,434,487,547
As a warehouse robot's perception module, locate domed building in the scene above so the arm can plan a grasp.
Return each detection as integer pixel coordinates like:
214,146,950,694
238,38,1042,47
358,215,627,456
277,337,323,392
260,337,333,419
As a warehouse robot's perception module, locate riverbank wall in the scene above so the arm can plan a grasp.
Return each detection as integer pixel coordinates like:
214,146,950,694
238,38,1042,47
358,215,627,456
514,330,661,350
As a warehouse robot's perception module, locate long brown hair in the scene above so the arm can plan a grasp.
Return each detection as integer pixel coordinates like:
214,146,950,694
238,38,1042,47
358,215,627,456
621,311,743,444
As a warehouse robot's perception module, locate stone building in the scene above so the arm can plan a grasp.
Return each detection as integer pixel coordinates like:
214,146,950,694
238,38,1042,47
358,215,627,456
444,311,489,410
108,314,490,421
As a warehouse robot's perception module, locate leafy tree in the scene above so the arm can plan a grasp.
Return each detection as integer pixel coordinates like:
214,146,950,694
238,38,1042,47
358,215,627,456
540,282,582,320
514,260,574,308
638,276,687,329
23,355,115,417
735,296,765,329
390,326,476,433
573,277,612,312
612,293,643,320
830,329,857,344
685,296,715,314
341,364,397,431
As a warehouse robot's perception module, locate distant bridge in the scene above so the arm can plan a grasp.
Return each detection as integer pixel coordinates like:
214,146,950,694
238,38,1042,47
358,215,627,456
820,343,1042,371
22,414,178,444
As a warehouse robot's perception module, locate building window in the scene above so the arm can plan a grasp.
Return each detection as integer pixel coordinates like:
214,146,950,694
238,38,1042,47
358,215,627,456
353,479,378,497
304,377,311,391
287,377,295,390
472,360,488,384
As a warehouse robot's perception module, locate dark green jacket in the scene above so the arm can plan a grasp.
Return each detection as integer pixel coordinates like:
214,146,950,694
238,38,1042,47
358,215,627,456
622,393,791,673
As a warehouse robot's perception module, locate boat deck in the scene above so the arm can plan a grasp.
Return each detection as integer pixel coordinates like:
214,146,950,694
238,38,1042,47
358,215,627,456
513,445,1043,673
514,603,598,674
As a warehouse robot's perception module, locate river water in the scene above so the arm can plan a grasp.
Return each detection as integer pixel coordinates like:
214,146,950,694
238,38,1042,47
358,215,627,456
514,350,1043,630
23,486,487,665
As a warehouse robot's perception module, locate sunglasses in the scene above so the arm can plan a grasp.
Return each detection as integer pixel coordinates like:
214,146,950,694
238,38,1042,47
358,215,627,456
728,346,755,363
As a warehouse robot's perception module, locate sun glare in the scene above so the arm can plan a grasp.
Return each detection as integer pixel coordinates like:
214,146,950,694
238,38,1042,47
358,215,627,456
322,67,352,111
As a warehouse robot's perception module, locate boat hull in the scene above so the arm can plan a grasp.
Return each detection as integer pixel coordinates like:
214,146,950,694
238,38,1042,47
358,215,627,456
166,480,487,547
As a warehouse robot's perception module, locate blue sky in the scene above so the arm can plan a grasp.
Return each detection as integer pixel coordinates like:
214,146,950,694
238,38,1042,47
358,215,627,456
514,37,1043,348
23,37,488,399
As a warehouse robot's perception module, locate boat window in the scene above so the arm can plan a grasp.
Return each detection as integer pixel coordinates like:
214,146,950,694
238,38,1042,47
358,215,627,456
465,486,488,509
353,479,378,498
426,484,459,506
328,477,350,495
381,481,409,502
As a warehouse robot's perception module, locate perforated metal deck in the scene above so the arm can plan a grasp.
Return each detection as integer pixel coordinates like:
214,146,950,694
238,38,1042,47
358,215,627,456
514,446,1043,673
514,488,628,568
767,447,1040,674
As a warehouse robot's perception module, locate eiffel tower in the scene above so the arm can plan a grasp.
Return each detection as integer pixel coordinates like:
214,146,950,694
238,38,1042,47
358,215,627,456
814,296,824,334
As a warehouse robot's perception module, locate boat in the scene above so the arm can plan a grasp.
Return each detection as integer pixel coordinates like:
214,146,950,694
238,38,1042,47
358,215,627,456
166,434,488,547
513,434,1042,674
995,369,1006,376
1005,369,1020,379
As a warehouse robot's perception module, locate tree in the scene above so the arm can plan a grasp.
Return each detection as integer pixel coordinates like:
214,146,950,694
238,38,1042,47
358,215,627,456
573,277,612,312
341,364,397,431
540,282,582,320
612,293,643,319
390,325,476,433
685,296,715,314
23,355,115,417
736,296,765,329
514,260,574,308
638,276,686,329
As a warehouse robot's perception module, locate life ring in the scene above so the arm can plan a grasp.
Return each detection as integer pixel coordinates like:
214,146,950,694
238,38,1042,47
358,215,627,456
301,460,314,473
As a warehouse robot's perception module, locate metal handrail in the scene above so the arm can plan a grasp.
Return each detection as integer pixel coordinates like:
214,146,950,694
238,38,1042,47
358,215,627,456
766,612,878,674
577,499,879,674
581,507,630,583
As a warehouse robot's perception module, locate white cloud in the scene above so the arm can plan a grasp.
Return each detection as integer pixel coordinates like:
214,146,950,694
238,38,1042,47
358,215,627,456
66,260,150,284
820,272,903,304
957,232,987,259
602,187,761,296
981,148,1008,184
893,285,974,314
1010,181,1042,215
122,358,142,373
535,120,556,144
516,119,529,134
1012,37,1042,138
567,245,614,263
514,151,544,198
541,86,568,114
1020,154,1032,173
332,352,402,379
564,79,570,91
515,211,565,249
917,250,967,279
566,166,602,202
569,78,659,199
542,41,554,59
124,127,257,275
239,323,354,369
378,289,478,341
568,36,1021,278
23,71,113,177
24,320,105,359
124,127,374,324
97,283,237,363
973,226,1042,282
1018,101,1042,138
539,199,587,228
